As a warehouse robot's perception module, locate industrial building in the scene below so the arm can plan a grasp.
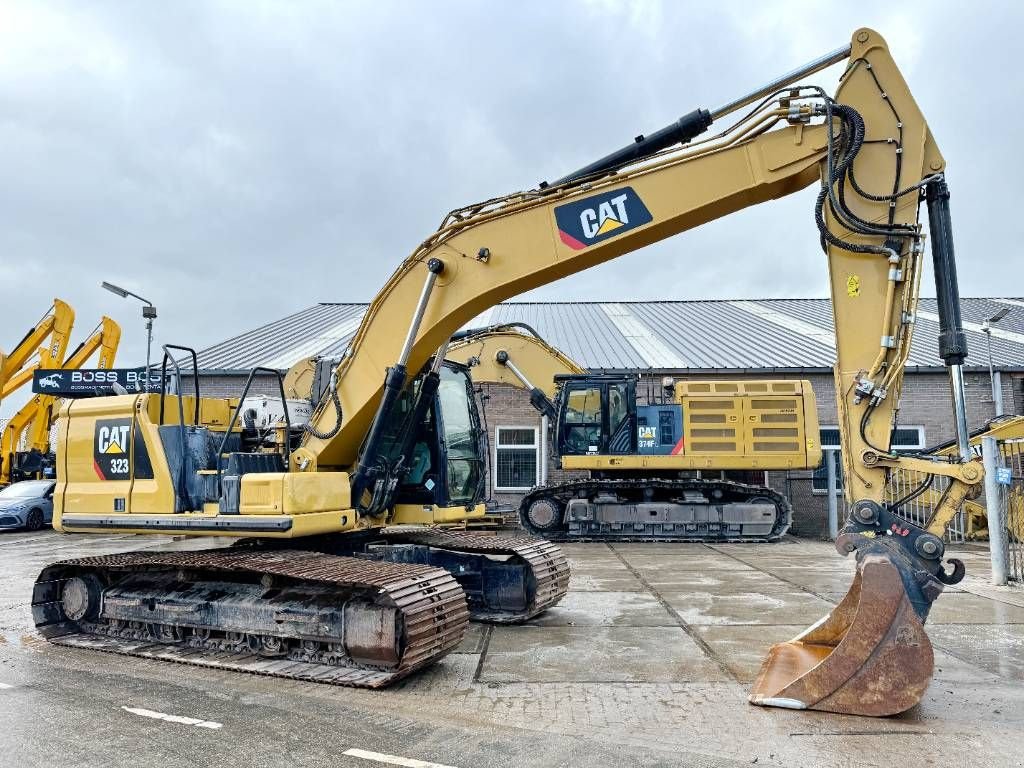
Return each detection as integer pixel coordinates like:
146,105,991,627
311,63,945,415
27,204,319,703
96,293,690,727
189,297,1024,537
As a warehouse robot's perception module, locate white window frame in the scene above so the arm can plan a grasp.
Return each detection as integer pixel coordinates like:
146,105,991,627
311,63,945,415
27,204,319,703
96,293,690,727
493,425,540,492
889,425,926,452
812,425,926,495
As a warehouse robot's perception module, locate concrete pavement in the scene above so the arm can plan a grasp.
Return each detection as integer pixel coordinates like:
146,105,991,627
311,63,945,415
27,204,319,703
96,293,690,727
1,530,1022,767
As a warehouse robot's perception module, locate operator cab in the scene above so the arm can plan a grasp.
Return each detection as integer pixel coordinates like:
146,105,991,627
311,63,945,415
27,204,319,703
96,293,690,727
554,374,685,459
555,375,637,457
378,361,485,509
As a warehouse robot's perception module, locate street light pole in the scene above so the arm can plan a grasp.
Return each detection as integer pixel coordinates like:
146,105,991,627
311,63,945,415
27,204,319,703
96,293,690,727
101,281,158,390
981,307,1010,418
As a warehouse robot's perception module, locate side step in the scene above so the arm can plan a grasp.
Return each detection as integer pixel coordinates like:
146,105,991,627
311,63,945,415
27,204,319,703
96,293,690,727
32,549,468,688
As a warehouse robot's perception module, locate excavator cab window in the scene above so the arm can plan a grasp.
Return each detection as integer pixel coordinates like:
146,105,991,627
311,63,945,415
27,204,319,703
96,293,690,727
435,365,483,505
562,385,602,453
557,377,637,456
387,363,484,508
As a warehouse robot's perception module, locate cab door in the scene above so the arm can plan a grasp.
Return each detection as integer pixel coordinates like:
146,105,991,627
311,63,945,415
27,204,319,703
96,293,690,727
605,379,636,455
556,378,636,456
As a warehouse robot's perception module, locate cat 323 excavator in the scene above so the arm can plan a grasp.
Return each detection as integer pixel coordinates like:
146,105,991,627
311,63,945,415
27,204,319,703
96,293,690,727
447,323,821,541
34,28,982,717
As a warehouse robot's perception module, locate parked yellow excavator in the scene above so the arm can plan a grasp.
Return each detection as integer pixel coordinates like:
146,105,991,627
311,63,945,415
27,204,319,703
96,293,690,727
0,299,75,409
446,323,821,541
34,28,982,716
1,317,121,486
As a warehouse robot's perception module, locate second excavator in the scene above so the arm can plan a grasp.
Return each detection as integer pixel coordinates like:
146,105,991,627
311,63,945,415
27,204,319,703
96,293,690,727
1,317,121,486
447,323,821,541
34,28,982,716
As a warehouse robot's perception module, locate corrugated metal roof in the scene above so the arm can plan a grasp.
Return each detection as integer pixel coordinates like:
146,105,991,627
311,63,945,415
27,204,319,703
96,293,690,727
195,298,1024,373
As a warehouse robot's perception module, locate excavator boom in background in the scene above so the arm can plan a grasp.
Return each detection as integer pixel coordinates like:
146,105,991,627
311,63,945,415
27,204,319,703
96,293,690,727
0,299,75,407
34,28,982,716
447,324,820,541
1,317,121,486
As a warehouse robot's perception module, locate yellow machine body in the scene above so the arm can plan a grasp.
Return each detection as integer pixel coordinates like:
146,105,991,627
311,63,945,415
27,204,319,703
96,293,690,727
53,393,483,536
562,380,821,471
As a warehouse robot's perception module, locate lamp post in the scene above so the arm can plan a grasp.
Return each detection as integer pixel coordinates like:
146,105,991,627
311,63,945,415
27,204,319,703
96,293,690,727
980,306,1010,417
101,281,157,390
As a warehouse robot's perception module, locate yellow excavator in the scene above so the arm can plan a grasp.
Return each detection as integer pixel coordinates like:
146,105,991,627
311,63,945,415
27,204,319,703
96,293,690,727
33,28,982,716
1,299,75,410
446,323,821,541
1,317,121,486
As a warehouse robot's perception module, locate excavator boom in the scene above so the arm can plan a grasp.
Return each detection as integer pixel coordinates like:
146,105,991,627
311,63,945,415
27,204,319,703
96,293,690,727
2,317,121,485
0,299,75,405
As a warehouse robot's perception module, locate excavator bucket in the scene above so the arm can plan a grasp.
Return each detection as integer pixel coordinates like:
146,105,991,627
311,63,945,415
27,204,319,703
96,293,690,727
749,553,933,717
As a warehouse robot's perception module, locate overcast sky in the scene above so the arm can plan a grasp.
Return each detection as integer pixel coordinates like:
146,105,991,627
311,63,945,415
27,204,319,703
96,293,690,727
1,0,1021,404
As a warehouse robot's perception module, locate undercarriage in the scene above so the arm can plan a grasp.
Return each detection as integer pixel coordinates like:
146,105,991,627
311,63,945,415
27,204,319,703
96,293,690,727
519,478,791,542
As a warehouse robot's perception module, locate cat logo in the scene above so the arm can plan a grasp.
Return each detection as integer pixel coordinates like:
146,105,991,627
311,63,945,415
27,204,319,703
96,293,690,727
554,186,653,250
98,424,129,454
93,418,136,480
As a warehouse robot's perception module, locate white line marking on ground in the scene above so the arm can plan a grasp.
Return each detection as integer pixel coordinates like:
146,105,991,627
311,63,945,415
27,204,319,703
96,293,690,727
0,682,14,689
121,705,222,729
0,534,59,547
343,748,459,768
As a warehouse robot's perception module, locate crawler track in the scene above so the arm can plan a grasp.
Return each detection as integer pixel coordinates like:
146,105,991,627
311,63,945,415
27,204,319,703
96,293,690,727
32,549,468,688
380,528,571,623
518,478,793,542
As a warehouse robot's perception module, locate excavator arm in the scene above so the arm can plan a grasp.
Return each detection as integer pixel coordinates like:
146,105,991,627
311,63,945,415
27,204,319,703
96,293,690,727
446,323,584,417
0,299,75,404
292,28,980,715
2,317,121,485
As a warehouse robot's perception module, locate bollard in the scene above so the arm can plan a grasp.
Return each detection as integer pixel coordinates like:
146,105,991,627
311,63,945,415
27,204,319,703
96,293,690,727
826,449,839,541
982,436,1009,586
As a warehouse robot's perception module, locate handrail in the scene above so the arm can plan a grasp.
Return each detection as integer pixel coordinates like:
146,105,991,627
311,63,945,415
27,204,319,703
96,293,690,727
215,366,293,490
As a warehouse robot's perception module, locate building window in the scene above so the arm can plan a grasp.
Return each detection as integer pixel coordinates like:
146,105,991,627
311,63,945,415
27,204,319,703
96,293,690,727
812,425,925,494
494,426,539,491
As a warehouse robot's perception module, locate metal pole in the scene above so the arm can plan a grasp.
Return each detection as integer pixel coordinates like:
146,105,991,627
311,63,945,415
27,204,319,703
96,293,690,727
985,325,1005,417
540,414,549,486
982,436,1009,585
826,449,839,540
145,317,153,391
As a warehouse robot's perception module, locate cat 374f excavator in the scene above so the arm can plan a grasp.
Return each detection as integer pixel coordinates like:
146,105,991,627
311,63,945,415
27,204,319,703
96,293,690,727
35,28,981,716
447,324,821,541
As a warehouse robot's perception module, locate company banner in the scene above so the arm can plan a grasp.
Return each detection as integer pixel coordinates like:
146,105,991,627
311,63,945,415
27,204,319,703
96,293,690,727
32,368,165,397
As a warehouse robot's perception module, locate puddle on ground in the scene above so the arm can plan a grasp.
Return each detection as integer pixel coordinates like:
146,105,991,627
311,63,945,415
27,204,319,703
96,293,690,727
0,632,46,652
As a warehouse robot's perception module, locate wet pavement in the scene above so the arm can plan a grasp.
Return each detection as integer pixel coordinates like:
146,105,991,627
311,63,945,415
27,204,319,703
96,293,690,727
1,530,1022,767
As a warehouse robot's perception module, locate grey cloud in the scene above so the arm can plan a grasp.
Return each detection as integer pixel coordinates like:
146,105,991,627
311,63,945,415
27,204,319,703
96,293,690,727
1,0,1020,416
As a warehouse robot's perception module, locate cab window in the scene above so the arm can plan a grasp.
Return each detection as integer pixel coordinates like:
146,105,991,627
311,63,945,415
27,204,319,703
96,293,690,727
564,386,602,453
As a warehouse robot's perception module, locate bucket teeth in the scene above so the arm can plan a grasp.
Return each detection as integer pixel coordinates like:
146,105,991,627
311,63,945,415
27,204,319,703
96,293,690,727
749,553,934,717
